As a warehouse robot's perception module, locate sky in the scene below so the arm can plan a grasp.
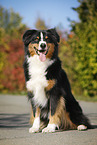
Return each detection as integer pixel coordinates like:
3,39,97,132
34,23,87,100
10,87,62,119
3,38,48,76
0,0,80,30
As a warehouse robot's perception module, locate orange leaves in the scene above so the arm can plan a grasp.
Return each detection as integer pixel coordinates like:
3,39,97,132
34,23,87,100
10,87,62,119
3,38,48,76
0,38,25,93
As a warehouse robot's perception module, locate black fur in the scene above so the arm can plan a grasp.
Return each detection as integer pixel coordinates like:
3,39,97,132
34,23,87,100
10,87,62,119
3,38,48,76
23,28,92,130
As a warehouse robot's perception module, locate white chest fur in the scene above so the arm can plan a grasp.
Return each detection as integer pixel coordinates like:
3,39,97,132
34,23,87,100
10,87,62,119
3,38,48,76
26,55,54,107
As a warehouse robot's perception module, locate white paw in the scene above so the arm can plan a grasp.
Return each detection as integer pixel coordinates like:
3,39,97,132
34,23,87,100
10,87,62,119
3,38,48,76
29,126,39,133
77,125,87,131
29,117,40,133
42,124,59,133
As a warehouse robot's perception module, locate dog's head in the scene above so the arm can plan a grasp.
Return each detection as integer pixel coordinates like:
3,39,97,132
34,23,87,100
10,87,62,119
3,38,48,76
23,28,60,62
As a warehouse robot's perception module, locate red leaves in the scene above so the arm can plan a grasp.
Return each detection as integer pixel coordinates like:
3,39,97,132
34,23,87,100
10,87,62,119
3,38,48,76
1,38,25,92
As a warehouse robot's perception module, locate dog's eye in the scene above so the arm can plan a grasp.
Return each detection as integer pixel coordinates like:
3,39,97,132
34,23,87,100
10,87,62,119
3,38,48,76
35,38,38,41
31,37,39,44
34,37,39,42
45,36,51,42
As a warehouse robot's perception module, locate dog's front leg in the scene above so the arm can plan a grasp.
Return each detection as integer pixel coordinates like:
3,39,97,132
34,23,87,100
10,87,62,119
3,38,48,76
29,107,40,133
42,111,59,133
42,97,62,133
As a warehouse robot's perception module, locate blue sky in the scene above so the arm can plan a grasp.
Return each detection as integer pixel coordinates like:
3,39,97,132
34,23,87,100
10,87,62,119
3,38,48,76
0,0,80,30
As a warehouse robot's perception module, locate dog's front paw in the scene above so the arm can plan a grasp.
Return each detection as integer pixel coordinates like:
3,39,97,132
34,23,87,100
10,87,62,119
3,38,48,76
29,126,39,133
77,125,87,131
42,124,59,133
29,117,40,133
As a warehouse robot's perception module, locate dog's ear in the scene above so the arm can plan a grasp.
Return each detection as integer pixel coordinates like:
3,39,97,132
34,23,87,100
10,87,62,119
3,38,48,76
23,30,37,46
47,28,60,43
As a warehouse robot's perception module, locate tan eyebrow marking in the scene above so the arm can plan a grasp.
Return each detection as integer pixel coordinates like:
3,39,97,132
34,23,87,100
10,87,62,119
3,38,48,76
45,36,48,39
37,36,39,39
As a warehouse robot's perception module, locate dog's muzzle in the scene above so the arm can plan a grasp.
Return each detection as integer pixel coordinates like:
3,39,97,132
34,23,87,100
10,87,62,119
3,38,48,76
34,45,50,62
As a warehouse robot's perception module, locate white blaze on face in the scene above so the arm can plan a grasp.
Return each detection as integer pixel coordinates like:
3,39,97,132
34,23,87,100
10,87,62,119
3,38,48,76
39,32,47,50
40,32,43,41
38,32,47,62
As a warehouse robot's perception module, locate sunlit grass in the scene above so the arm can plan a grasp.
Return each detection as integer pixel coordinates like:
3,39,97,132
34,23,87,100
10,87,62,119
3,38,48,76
75,95,97,102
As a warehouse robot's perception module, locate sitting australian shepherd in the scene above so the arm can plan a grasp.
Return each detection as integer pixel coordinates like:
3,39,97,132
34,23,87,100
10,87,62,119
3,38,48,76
23,28,91,133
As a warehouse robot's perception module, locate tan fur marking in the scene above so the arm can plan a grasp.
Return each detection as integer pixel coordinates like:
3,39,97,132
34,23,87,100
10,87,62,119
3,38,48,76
49,97,77,130
45,36,48,39
49,97,65,126
63,111,77,130
29,107,47,131
45,79,56,91
36,36,39,39
30,107,40,125
46,43,54,59
30,108,34,125
35,107,40,118
28,43,38,56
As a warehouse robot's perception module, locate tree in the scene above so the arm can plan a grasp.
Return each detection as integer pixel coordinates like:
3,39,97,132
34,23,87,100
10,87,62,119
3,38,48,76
68,0,97,96
35,17,48,30
0,6,26,36
0,6,27,93
72,0,97,23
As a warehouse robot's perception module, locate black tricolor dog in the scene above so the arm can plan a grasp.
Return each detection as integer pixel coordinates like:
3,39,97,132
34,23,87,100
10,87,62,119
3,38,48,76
23,28,92,133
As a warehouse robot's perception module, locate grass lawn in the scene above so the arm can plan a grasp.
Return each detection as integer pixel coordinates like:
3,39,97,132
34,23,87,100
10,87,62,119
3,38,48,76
75,95,97,102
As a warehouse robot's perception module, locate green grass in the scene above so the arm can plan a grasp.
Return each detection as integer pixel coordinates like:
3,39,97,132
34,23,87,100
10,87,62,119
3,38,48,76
75,95,97,102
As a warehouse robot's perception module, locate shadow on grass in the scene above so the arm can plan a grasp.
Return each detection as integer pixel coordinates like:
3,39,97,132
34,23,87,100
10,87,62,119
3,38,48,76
0,113,30,129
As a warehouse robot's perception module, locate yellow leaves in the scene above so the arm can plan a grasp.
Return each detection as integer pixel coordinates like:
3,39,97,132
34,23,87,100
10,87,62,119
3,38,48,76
0,62,3,72
35,17,47,30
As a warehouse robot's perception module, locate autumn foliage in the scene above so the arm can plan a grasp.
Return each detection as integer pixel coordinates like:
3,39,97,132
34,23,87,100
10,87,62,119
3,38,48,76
0,6,27,93
3,39,25,91
0,36,25,93
0,1,97,97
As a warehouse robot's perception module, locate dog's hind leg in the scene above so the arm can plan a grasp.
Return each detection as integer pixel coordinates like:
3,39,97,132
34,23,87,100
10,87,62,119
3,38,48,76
65,94,92,130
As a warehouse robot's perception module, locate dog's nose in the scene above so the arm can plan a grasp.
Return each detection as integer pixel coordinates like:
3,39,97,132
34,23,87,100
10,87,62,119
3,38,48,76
40,43,46,49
